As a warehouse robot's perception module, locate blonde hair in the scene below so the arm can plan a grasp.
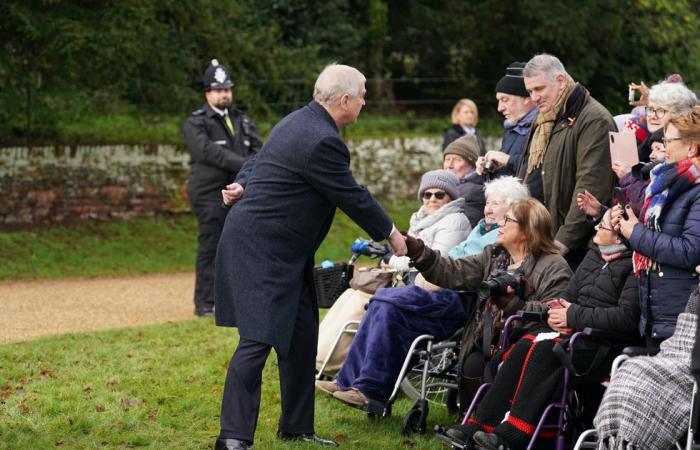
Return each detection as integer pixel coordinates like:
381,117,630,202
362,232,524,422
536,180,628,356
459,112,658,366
509,198,559,257
451,98,479,126
668,105,700,144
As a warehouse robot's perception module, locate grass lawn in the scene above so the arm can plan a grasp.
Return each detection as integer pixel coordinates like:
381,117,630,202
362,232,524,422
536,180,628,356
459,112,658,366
0,202,416,281
0,318,457,449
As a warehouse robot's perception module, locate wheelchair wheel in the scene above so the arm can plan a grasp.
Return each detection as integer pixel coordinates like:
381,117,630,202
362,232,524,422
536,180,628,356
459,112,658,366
401,400,429,436
399,346,458,407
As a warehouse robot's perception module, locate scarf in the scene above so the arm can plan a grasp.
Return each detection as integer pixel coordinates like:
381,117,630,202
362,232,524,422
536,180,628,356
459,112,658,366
633,157,700,274
599,244,628,263
526,76,585,175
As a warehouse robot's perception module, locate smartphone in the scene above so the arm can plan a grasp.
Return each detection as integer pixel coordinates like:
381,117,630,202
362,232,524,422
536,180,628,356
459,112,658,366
613,187,629,220
628,86,637,103
546,299,564,309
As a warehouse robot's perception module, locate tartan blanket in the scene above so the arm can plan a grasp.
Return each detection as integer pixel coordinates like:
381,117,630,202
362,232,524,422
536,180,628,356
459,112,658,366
594,292,698,450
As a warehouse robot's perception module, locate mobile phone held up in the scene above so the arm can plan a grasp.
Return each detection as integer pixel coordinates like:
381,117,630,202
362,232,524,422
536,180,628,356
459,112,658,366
614,187,628,220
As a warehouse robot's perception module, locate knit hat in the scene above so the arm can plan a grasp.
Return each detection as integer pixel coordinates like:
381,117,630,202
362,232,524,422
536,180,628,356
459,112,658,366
443,135,479,167
417,169,460,201
495,62,529,98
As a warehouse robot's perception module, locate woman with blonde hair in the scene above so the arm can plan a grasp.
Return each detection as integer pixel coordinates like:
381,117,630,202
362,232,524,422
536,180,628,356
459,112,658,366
612,105,700,350
443,98,487,153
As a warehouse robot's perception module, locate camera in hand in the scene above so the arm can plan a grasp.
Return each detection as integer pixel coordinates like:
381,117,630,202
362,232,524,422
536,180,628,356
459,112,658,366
478,269,527,300
483,160,499,173
631,160,662,181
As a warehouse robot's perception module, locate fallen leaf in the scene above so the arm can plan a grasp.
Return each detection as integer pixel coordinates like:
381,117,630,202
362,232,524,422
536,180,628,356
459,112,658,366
120,397,143,410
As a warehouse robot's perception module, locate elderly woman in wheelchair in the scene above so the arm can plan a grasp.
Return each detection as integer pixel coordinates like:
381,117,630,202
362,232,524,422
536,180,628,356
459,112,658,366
589,266,700,450
317,198,572,414
441,207,642,450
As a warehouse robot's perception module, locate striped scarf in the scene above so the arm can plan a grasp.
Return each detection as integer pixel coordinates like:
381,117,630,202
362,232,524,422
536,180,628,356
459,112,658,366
526,75,577,175
633,157,700,274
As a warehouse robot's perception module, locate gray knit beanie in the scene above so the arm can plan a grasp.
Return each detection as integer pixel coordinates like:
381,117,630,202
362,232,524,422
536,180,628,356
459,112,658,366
443,135,480,167
417,169,460,201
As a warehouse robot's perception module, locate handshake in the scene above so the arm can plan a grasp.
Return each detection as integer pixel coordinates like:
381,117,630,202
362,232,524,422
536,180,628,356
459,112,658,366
381,231,427,263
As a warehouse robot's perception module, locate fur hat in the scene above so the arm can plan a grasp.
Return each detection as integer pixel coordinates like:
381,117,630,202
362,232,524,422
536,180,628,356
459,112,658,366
443,135,480,167
417,169,460,201
495,62,528,98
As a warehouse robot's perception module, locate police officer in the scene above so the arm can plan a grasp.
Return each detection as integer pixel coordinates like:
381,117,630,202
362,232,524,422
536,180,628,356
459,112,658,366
183,59,262,317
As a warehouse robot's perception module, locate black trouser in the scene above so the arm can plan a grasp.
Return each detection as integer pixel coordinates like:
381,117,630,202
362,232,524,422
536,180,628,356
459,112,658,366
192,202,228,313
219,287,318,443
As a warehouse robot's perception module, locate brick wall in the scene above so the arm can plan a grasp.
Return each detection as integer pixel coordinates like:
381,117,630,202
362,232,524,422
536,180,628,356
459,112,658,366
0,136,501,226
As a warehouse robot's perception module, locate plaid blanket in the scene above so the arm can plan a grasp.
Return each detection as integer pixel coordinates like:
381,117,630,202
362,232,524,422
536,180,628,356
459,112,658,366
594,291,698,450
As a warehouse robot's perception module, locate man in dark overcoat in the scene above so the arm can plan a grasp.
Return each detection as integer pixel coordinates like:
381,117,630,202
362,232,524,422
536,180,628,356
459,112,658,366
212,64,407,450
183,59,262,316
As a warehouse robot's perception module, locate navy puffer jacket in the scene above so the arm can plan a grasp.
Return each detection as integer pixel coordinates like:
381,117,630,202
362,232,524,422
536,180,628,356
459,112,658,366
629,183,700,339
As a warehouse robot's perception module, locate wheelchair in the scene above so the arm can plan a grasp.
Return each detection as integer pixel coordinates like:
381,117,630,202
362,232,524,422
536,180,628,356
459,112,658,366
315,238,470,436
573,346,700,450
434,310,635,450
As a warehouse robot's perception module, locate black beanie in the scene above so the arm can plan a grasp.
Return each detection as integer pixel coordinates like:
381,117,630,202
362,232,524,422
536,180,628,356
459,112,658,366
495,62,528,98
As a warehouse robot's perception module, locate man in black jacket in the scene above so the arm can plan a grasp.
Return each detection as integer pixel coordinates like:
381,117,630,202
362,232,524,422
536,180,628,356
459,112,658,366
183,59,262,317
213,64,407,449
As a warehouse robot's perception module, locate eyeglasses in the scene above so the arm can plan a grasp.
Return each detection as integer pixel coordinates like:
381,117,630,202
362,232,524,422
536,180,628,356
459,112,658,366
595,222,615,232
503,215,519,226
662,136,684,146
646,107,668,119
423,191,447,200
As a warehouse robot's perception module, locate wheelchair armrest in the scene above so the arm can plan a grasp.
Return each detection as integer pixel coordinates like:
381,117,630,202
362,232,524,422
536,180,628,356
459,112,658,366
622,346,660,357
516,310,547,322
582,327,639,341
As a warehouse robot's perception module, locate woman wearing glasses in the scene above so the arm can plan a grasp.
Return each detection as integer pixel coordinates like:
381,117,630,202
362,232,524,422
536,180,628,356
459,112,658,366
612,82,696,183
612,106,700,350
318,198,572,411
379,169,472,271
445,208,641,450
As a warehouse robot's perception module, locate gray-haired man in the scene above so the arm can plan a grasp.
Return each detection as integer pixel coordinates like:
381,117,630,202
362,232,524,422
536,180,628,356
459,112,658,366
213,64,407,449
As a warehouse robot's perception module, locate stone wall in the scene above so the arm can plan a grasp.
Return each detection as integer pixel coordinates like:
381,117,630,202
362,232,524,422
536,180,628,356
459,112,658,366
0,135,501,226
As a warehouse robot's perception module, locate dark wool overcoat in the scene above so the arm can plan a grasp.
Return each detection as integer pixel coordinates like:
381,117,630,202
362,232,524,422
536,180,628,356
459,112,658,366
214,101,392,356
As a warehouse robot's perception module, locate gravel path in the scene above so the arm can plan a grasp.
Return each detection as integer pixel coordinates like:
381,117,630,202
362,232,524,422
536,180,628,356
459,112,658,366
0,272,196,344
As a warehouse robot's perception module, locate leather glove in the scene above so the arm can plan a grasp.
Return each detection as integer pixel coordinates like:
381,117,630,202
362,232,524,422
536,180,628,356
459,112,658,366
401,232,426,262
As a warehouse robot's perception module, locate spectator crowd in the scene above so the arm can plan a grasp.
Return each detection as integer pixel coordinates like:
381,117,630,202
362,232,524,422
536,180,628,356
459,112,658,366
312,54,700,450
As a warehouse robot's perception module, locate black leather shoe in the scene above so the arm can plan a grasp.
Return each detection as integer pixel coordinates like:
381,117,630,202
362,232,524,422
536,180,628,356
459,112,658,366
195,308,214,317
214,438,253,450
277,432,339,446
472,431,511,450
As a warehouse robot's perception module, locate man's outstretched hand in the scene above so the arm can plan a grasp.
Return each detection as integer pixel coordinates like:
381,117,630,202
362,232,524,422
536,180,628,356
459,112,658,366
388,227,407,256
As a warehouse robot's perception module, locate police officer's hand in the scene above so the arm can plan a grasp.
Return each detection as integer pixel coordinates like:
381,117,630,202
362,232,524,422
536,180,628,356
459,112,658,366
222,183,244,206
388,226,407,257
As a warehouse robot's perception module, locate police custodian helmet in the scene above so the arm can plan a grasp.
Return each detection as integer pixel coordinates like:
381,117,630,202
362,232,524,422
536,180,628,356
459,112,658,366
202,59,234,91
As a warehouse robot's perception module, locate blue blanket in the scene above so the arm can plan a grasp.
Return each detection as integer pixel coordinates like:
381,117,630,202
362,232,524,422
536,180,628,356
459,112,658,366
335,285,469,402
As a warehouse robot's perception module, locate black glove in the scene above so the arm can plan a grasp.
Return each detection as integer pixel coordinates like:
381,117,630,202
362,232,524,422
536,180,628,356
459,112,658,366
381,246,393,264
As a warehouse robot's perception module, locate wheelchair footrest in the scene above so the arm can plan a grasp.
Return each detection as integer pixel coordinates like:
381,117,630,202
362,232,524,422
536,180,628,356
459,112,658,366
363,398,391,418
434,424,467,449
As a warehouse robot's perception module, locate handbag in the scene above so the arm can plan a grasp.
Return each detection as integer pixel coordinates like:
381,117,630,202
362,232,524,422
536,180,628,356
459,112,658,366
349,267,397,295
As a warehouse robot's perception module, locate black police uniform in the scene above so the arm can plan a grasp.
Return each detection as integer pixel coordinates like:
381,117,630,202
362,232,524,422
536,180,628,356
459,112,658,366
183,61,263,316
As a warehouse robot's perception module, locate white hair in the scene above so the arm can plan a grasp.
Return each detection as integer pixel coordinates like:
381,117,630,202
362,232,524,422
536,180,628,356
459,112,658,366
313,64,366,104
484,176,530,204
648,82,697,114
523,54,569,80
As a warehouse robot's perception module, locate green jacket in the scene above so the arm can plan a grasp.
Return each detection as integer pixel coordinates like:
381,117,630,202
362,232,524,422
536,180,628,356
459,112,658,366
517,96,616,252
